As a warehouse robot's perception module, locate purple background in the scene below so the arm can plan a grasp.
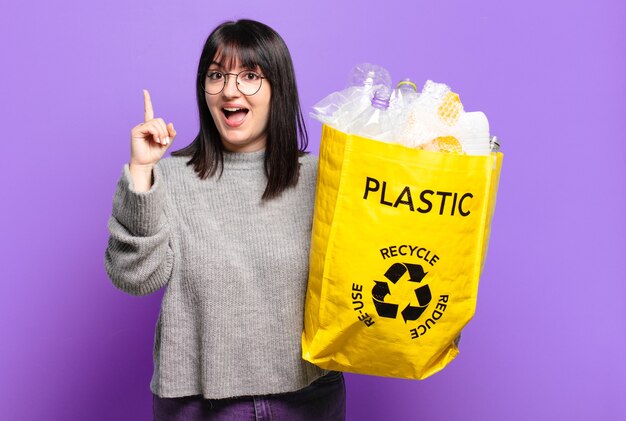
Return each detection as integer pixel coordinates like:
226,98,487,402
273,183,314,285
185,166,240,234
2,0,624,419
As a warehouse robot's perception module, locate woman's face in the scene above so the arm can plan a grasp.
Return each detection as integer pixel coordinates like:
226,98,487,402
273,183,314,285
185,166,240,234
205,56,271,152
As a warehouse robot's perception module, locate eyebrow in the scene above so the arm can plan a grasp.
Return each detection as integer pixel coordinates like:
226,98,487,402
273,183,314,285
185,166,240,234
208,62,261,74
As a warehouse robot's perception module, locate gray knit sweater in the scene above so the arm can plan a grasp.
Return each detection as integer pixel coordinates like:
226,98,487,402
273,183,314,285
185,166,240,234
104,149,327,399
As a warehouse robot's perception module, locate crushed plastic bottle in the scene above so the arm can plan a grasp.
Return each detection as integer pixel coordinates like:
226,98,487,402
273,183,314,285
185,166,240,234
391,79,419,111
346,87,395,143
311,63,392,131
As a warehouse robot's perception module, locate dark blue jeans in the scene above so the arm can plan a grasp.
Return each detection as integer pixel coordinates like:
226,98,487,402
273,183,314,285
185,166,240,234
153,371,346,420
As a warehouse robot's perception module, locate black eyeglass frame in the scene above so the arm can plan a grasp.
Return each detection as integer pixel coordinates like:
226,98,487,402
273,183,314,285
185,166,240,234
202,70,267,96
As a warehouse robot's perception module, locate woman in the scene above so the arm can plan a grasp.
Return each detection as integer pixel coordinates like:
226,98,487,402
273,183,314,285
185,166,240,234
104,19,346,420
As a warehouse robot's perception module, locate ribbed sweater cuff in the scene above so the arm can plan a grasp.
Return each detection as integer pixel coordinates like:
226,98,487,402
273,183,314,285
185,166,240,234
111,163,165,237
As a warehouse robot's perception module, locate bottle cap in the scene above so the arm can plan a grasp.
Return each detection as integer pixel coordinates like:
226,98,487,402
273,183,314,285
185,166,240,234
371,88,391,109
490,136,501,152
396,79,418,92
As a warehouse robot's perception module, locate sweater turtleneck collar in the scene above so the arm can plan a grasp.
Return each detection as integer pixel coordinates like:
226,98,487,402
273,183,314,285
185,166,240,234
222,148,265,170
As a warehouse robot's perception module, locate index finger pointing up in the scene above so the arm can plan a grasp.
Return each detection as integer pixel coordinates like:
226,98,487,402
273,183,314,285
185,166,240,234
143,89,154,122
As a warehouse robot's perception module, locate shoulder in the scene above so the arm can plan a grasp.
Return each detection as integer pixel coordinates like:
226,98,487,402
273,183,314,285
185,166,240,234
299,151,319,172
297,152,318,190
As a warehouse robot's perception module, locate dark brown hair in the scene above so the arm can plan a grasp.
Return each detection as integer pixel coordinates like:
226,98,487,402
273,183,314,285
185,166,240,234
171,19,308,200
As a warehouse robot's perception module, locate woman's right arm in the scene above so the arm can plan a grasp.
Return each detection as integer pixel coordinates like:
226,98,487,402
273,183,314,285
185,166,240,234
104,90,177,296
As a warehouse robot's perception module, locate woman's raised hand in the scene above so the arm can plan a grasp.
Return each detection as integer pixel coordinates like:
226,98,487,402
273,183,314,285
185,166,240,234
130,90,176,169
128,90,176,192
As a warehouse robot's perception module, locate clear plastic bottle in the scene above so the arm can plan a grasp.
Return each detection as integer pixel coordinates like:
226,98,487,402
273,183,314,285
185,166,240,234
311,63,392,132
390,79,420,136
346,87,395,143
391,79,419,110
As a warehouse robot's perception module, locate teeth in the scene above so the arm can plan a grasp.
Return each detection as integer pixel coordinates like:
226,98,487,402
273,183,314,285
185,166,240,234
223,107,243,112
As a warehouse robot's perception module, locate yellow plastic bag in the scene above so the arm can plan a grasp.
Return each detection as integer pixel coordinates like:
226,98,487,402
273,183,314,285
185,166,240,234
302,124,503,380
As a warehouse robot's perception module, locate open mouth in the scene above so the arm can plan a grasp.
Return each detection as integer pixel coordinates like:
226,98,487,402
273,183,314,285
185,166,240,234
222,107,249,124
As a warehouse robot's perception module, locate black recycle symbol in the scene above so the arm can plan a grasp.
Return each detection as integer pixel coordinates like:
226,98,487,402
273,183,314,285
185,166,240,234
372,262,432,323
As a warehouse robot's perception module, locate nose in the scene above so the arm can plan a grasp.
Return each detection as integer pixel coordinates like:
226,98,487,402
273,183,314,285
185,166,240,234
222,73,240,97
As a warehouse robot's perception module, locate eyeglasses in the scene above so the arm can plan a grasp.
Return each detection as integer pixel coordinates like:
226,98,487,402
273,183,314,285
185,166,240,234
202,70,266,96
